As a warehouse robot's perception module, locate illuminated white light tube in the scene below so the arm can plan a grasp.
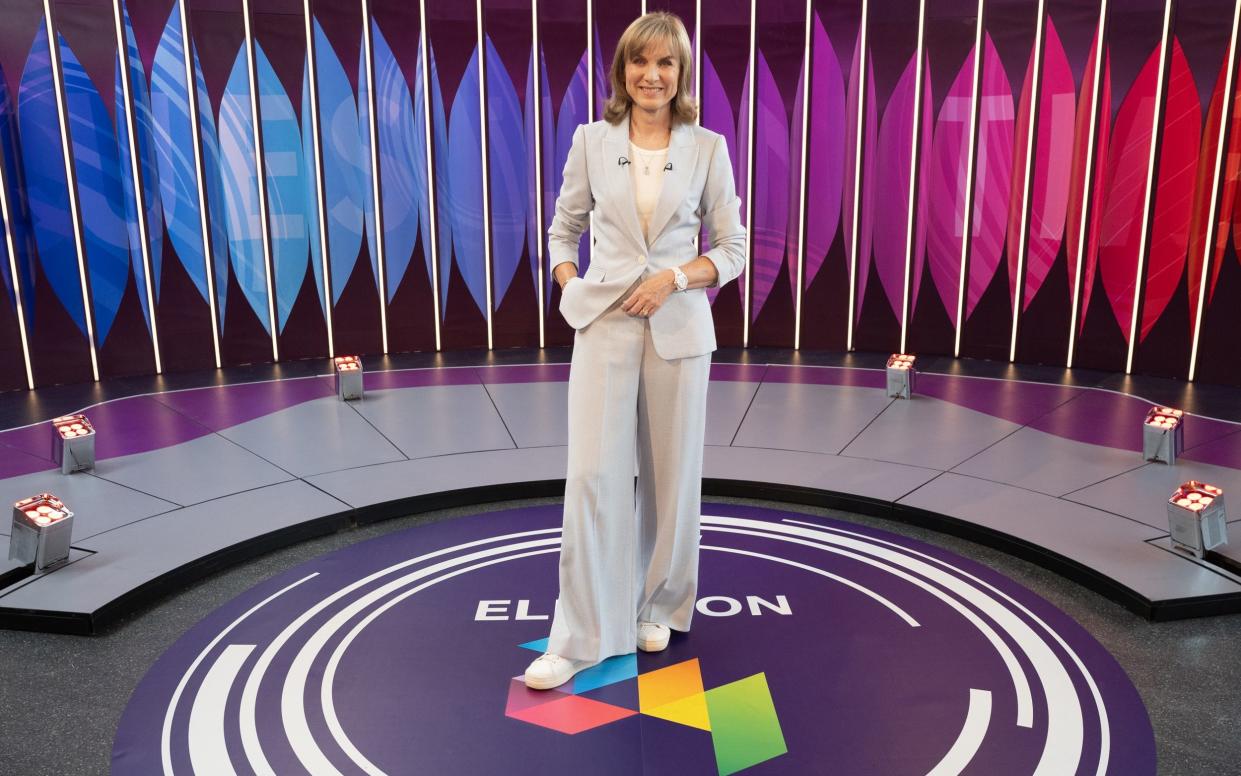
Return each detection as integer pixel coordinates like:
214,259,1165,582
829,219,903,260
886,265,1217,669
1125,0,1173,374
177,0,222,368
692,0,701,259
303,0,335,358
1188,0,1241,381
743,0,756,347
1008,0,1045,363
1066,0,1107,369
899,0,927,355
360,0,389,354
587,0,595,266
954,0,986,358
42,0,100,382
532,0,545,347
418,0,442,350
793,0,811,351
241,0,280,361
0,141,34,388
476,0,494,350
113,0,163,374
846,0,869,351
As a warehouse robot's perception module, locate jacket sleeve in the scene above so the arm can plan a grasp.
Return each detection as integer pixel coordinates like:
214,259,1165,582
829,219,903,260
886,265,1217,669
546,123,593,271
698,133,747,288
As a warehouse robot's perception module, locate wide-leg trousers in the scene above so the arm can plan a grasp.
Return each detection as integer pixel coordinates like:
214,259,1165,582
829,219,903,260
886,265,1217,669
546,284,711,664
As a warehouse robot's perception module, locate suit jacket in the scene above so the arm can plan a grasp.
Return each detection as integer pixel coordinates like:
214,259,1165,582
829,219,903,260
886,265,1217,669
547,115,747,360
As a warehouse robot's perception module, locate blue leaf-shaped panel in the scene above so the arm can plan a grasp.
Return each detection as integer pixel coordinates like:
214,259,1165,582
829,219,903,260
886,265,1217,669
117,5,164,333
484,36,525,310
151,0,210,307
196,47,229,326
447,44,485,317
368,21,419,302
312,19,366,305
0,59,35,318
301,59,325,314
19,25,90,337
425,42,452,315
524,46,554,297
356,27,376,291
554,50,589,291
63,33,131,346
220,45,270,333
256,44,309,333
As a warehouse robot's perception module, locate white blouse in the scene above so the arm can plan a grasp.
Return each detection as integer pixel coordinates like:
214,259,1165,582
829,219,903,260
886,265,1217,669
629,141,669,241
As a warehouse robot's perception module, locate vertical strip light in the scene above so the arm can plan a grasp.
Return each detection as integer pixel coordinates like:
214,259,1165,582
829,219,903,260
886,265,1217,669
418,0,442,350
846,0,870,351
113,0,163,373
692,0,700,259
476,0,494,349
1188,0,1241,381
241,0,280,360
1066,0,1107,368
587,0,595,266
177,0,222,368
742,0,756,347
41,0,100,381
302,0,335,357
1008,0,1045,362
898,0,928,354
0,148,35,388
360,0,390,353
1124,0,1174,374
954,0,986,357
792,0,811,350
532,0,545,347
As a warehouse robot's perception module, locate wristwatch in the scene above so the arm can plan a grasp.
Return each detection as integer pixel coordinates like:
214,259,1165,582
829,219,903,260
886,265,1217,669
672,266,688,292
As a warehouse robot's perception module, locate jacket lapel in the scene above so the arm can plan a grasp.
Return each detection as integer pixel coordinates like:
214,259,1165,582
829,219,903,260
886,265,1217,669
603,118,647,251
645,121,699,245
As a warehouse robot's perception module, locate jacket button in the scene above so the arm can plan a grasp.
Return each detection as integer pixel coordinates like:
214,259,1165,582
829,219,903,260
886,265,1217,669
637,254,647,265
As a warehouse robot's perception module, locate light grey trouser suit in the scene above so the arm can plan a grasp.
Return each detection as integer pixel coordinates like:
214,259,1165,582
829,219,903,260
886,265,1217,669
546,280,711,664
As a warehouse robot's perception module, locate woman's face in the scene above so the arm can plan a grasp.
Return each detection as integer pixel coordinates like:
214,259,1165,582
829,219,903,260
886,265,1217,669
625,39,678,117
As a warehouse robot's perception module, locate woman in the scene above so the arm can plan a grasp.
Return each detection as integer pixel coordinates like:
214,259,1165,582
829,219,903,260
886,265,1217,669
523,11,746,690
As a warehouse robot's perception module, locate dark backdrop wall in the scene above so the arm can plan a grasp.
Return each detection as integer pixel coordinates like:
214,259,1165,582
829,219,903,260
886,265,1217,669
2,0,1240,390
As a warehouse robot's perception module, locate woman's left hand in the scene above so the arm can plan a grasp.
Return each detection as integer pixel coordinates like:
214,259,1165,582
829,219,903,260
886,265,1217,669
620,270,675,318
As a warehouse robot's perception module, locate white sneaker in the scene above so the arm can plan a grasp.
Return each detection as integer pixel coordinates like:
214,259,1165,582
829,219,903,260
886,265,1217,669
637,621,670,652
523,652,590,690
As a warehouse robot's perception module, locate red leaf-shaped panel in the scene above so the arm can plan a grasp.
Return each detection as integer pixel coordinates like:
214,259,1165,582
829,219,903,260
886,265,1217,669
1078,53,1111,334
1098,44,1161,342
1141,39,1199,341
1185,54,1228,330
1007,42,1035,307
927,47,975,327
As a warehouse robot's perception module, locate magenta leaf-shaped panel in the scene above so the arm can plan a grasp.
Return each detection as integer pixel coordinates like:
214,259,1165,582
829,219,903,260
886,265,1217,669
1078,53,1111,334
795,12,846,290
967,34,1014,321
926,47,974,326
844,38,877,323
873,53,920,320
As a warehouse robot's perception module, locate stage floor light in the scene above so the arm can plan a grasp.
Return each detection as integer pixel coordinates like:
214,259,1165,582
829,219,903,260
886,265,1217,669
1167,481,1227,559
335,355,364,401
51,413,95,474
9,493,74,573
1143,406,1184,464
886,354,916,399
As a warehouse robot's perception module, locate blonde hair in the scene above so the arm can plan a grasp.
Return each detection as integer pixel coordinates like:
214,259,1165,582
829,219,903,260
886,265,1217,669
603,12,698,125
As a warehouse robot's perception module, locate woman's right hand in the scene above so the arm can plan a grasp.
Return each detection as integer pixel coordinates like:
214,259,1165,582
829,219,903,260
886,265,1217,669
553,261,579,290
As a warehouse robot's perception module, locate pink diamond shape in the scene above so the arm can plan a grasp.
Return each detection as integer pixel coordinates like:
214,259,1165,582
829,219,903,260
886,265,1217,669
507,693,637,734
505,676,573,715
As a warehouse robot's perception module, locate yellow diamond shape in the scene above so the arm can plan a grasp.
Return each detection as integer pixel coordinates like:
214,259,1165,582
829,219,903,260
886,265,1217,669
638,658,705,711
644,691,711,731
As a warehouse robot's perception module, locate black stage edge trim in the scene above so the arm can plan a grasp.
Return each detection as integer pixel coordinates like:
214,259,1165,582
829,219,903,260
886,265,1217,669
3,480,1241,635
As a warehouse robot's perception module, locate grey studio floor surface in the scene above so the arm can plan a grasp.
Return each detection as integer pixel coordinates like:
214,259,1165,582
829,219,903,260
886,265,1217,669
1,496,1239,776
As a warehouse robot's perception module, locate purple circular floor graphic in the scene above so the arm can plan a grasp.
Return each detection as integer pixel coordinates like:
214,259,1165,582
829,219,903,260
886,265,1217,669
113,503,1154,775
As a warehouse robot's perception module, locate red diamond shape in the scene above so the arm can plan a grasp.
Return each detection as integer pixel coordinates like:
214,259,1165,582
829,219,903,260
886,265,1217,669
507,693,637,734
504,676,572,715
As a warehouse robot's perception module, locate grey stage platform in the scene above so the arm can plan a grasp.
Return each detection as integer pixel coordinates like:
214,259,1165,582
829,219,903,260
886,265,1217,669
1,362,1239,633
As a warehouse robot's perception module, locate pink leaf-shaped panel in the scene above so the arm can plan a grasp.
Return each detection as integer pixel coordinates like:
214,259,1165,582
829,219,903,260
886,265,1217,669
844,41,878,323
797,13,846,289
700,51,737,307
749,52,790,322
1007,42,1035,305
1066,30,1101,322
1141,39,1199,341
967,34,1014,320
1098,44,1161,341
873,54,919,320
1023,18,1075,311
912,58,932,311
927,47,974,326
